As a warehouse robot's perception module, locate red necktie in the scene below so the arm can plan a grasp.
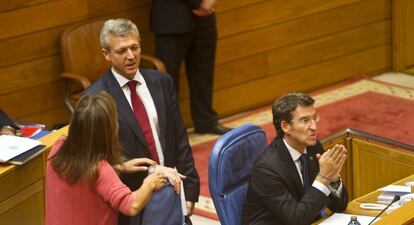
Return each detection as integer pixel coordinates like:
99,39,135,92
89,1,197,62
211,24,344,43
127,80,160,164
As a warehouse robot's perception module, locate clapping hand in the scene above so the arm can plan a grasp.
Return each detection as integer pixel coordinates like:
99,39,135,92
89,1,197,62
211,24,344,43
316,144,347,185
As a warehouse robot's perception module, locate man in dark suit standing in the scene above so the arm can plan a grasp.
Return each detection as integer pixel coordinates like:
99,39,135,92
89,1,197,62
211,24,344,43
243,92,348,225
0,109,18,135
150,0,231,135
85,18,200,225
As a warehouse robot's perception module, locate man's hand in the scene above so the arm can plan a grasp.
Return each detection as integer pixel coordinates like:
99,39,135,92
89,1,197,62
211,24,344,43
192,0,216,16
116,158,156,173
0,126,15,136
316,144,347,185
186,201,195,217
153,165,186,194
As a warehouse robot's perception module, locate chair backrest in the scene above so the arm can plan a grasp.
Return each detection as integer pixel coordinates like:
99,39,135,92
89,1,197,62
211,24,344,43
208,124,267,225
60,20,111,89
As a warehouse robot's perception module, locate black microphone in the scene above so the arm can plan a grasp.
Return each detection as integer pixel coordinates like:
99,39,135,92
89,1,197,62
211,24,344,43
367,195,400,225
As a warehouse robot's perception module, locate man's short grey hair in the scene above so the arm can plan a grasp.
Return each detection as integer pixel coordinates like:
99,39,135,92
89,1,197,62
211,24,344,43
100,18,139,50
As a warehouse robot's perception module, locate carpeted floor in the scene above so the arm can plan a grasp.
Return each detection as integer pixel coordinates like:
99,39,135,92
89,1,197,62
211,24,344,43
188,77,414,220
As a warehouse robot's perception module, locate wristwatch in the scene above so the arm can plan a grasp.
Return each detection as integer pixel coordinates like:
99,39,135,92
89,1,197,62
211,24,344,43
329,178,342,190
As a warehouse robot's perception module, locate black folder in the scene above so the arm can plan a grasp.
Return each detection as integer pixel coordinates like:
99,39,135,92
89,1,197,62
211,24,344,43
6,145,46,165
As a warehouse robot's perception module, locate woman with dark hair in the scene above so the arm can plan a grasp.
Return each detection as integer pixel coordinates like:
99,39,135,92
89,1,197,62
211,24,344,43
46,91,165,225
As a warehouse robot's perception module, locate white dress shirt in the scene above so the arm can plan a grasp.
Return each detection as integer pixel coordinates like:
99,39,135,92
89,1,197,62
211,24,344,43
112,68,165,165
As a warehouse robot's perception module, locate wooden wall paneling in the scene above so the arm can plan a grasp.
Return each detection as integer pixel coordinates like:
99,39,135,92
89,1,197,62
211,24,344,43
18,107,71,129
178,54,268,100
352,138,414,198
0,157,43,203
100,5,151,31
0,56,63,95
407,0,414,70
392,0,414,71
87,0,149,18
216,0,267,13
0,80,67,119
216,0,390,64
0,188,44,225
214,54,268,90
217,0,362,38
0,0,88,40
0,0,53,13
267,20,391,75
210,45,390,116
0,26,66,68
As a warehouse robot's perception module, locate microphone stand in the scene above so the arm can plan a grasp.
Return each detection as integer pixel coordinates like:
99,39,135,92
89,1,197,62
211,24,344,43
367,195,400,225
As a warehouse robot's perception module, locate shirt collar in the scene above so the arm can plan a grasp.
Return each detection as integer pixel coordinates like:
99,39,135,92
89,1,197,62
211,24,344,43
283,138,307,162
111,67,146,88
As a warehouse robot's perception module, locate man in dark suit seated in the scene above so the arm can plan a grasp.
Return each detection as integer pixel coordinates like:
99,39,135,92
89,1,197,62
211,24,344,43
0,109,18,135
85,18,200,225
243,92,348,225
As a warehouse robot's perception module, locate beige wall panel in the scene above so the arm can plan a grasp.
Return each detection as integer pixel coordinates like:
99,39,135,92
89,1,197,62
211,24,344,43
0,56,63,95
0,27,65,68
217,0,362,38
267,20,391,75
0,0,87,40
212,45,390,115
216,0,390,64
87,0,148,18
0,81,67,118
352,138,414,198
0,0,53,13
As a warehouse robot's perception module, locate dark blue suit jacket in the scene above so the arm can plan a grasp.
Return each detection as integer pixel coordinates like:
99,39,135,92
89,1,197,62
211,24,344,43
0,109,17,129
243,137,348,225
85,69,200,224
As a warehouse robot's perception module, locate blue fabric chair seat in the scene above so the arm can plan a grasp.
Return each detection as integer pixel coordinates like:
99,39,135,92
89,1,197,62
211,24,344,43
209,124,267,225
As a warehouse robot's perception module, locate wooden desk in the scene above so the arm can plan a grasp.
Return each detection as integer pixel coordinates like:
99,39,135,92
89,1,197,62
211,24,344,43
316,174,414,224
0,127,67,225
345,174,414,224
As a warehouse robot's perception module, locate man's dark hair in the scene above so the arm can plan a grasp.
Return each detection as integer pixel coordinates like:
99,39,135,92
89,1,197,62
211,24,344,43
272,92,315,137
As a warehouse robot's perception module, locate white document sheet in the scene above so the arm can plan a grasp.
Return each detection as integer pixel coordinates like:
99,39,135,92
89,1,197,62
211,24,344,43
319,213,379,225
0,135,41,162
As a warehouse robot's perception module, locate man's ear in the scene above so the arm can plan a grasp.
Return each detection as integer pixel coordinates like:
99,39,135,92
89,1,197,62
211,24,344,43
101,48,111,62
281,121,290,135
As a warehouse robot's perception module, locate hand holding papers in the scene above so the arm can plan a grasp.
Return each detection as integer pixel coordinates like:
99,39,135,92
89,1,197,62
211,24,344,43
0,135,42,163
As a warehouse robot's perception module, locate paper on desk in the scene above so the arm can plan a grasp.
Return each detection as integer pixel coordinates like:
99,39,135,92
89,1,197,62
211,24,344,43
319,213,379,225
378,185,411,193
0,135,41,162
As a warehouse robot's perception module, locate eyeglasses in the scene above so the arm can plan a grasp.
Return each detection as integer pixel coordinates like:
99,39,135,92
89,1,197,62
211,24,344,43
290,114,320,127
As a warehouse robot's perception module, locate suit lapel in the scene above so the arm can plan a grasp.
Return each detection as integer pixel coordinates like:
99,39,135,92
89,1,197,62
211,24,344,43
142,70,167,153
276,138,305,196
103,71,148,146
307,147,320,182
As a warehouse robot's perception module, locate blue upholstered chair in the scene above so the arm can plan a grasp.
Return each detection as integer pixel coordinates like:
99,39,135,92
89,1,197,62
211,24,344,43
208,124,267,225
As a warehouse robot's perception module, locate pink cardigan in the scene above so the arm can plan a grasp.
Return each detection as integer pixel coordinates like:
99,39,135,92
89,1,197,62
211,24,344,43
46,139,135,225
